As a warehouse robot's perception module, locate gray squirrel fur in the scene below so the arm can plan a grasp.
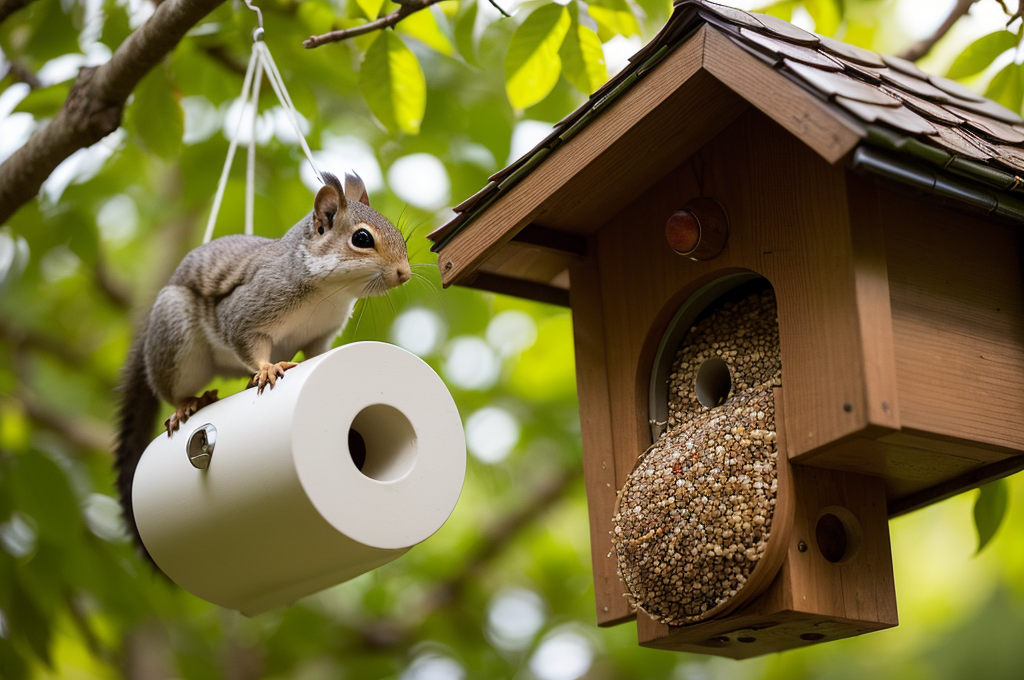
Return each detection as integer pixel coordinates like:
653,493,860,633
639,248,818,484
115,172,411,564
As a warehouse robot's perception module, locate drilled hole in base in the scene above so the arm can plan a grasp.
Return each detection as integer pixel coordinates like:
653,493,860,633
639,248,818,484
695,357,732,408
737,636,756,643
800,633,825,641
815,506,863,564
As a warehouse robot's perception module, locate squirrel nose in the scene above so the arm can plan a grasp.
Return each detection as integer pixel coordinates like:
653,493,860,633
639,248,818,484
397,266,411,284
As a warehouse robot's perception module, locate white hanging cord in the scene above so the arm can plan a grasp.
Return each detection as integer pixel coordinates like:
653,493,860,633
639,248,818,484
204,1,324,244
256,41,323,185
203,47,258,245
245,54,264,236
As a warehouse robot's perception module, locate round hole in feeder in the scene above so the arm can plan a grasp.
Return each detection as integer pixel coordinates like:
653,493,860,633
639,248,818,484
695,357,732,408
800,633,825,641
737,636,756,643
348,404,418,482
814,506,863,564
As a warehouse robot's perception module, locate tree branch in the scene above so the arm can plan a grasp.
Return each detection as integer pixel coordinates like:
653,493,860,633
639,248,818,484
897,0,980,62
359,465,581,650
4,61,43,89
0,318,92,369
0,0,227,226
10,390,112,453
0,0,36,26
303,0,442,49
94,257,134,310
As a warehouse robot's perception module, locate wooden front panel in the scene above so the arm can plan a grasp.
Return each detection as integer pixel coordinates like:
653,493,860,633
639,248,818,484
570,108,895,624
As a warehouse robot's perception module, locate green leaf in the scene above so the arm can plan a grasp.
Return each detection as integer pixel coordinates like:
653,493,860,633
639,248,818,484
454,0,479,67
804,0,842,37
12,82,71,118
560,4,608,95
0,638,29,680
948,31,1019,80
974,479,1009,554
10,581,51,667
11,451,82,548
355,0,386,20
759,1,796,22
505,3,572,110
23,1,80,63
587,0,640,40
297,0,337,35
396,6,454,56
127,66,183,160
360,32,427,135
985,63,1024,116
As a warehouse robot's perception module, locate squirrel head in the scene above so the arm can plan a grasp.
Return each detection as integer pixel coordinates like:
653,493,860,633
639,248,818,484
302,171,411,296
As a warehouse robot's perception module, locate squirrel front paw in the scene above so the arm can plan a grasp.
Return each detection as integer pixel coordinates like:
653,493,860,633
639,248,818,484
251,361,299,394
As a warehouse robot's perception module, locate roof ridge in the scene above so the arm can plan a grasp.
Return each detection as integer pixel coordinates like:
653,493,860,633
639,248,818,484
429,1,1024,249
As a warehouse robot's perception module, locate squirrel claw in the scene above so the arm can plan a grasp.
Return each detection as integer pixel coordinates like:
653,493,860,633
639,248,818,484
165,389,220,436
251,361,299,394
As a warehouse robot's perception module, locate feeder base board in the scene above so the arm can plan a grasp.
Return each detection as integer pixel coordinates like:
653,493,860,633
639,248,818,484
637,609,894,659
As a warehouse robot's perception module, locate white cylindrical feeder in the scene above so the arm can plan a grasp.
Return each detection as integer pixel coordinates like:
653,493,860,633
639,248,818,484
133,342,466,615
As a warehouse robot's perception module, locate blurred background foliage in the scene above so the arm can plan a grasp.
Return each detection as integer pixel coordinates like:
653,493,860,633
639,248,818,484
0,0,1023,678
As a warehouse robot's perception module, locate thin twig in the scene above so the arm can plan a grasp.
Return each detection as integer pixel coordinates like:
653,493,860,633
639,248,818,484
0,0,36,26
488,0,510,18
897,0,980,62
303,0,442,48
0,319,92,369
95,257,134,310
4,61,43,89
359,465,581,650
0,0,229,226
202,44,249,77
12,390,112,453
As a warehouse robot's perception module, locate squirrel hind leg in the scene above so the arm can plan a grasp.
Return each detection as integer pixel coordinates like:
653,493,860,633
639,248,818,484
165,389,220,435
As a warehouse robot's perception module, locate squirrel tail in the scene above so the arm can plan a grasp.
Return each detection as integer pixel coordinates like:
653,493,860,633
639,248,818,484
114,331,160,566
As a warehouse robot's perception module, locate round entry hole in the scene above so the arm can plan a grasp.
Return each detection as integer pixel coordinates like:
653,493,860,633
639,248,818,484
815,507,862,564
348,404,418,481
695,357,732,408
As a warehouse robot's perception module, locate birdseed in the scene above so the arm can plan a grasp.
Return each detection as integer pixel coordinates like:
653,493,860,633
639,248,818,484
612,288,781,625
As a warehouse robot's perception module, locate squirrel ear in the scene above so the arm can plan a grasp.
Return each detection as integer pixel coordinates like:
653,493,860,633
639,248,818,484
313,174,346,235
344,171,370,206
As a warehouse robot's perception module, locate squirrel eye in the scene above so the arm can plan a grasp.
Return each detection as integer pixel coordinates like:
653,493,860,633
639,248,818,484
351,228,374,249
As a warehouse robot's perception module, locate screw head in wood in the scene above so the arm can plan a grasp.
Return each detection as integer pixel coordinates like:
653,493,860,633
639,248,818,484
665,198,730,260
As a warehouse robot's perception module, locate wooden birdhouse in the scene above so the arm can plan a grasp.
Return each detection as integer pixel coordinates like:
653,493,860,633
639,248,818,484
428,0,1024,659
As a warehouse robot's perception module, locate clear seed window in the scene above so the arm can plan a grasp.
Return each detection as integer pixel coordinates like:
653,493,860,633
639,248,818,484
612,285,782,624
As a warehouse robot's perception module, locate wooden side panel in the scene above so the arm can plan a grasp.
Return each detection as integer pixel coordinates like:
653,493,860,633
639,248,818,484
570,252,635,626
882,190,1024,453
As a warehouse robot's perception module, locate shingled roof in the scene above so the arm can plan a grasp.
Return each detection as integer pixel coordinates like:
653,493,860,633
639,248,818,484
430,0,1024,259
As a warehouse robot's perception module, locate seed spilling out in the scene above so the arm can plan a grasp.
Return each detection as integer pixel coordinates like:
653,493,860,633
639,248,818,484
612,288,781,625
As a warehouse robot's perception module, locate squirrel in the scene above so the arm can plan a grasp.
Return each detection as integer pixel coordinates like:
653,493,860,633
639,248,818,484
114,171,411,562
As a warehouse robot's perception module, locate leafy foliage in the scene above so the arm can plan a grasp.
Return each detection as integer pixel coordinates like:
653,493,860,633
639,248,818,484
947,30,1020,80
0,1,1023,679
974,479,1009,554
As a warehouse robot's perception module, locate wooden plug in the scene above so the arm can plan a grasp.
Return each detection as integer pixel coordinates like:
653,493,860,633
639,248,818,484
665,198,730,260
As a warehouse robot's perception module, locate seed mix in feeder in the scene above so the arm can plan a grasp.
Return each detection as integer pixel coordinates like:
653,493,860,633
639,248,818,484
612,288,782,625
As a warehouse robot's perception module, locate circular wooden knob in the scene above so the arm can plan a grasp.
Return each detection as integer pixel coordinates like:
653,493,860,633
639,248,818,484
665,198,729,260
